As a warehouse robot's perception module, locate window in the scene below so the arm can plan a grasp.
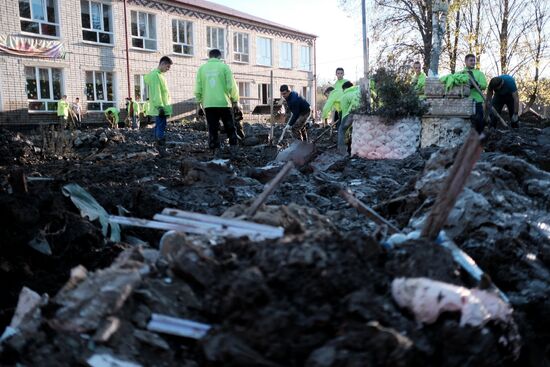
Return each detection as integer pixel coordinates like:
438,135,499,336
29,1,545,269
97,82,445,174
256,37,272,66
233,32,249,63
25,66,62,112
258,83,271,105
172,19,193,55
280,42,292,69
19,0,59,37
131,11,156,50
134,75,148,101
238,82,250,112
81,1,113,44
206,26,225,57
300,46,311,71
85,71,115,111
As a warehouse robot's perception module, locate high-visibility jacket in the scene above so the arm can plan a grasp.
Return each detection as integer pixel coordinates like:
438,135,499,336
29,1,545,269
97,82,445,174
104,107,119,124
340,86,361,119
195,58,239,108
144,68,172,116
461,67,487,103
141,101,150,115
322,89,343,119
126,100,140,116
413,72,426,94
333,78,349,92
57,100,69,118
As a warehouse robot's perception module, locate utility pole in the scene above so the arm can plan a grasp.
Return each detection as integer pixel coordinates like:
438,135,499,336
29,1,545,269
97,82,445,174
123,0,131,98
361,0,371,110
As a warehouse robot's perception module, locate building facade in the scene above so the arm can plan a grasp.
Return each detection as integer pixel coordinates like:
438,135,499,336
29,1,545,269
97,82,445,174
0,0,316,127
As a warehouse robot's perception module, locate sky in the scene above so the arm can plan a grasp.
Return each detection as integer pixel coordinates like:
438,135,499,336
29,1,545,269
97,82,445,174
208,0,367,85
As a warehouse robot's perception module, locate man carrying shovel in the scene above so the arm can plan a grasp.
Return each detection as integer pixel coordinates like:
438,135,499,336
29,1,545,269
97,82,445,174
279,85,311,142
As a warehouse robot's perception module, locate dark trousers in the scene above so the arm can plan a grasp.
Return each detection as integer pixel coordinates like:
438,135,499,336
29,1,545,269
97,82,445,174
472,102,484,133
333,110,341,124
205,107,238,149
491,94,515,127
154,116,167,140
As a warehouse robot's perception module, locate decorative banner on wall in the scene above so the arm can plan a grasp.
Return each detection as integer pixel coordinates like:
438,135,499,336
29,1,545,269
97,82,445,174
0,35,64,59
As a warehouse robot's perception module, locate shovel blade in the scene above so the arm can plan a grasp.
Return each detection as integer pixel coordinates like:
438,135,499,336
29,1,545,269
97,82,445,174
275,141,316,166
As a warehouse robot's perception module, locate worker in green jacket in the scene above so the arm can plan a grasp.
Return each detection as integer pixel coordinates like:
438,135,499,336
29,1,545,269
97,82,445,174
332,67,349,122
461,53,487,133
322,87,343,126
195,48,239,153
125,97,141,129
337,82,361,155
144,56,173,151
412,61,426,97
104,107,119,129
141,98,150,126
57,95,69,126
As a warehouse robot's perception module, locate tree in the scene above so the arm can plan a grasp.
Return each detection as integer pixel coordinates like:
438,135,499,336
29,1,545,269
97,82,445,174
485,0,533,74
340,0,434,72
523,0,550,110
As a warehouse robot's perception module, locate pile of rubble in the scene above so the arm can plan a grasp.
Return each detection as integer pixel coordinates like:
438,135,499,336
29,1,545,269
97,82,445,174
0,120,548,366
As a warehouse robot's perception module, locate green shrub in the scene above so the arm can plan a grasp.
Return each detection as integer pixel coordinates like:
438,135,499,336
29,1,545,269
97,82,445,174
363,67,428,119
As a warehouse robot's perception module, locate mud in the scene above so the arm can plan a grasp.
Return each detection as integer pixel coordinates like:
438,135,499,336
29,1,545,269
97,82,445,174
0,119,549,366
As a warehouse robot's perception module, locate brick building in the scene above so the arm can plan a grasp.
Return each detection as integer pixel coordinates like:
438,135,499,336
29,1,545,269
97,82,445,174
0,0,317,127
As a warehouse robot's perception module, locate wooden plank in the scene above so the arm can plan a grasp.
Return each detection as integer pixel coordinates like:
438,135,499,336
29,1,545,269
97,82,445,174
154,214,283,239
160,208,283,233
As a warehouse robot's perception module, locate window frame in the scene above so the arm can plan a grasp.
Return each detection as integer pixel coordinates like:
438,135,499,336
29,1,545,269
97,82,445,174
206,26,225,58
134,74,148,102
80,0,114,45
85,70,115,112
19,0,60,38
233,32,249,63
299,45,311,71
171,18,194,56
130,10,157,51
25,66,63,113
279,41,293,69
237,81,251,112
256,36,273,67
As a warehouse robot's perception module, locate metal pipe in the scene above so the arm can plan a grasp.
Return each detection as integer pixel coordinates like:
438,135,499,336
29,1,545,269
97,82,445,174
123,0,131,98
361,0,370,111
313,38,317,120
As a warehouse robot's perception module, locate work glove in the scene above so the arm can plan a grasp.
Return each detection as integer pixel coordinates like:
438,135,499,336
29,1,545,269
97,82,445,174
158,107,166,117
511,114,519,123
231,101,238,109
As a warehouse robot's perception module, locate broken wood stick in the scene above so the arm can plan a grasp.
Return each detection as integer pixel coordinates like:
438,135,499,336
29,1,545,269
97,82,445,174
421,129,483,240
246,161,295,217
339,189,400,234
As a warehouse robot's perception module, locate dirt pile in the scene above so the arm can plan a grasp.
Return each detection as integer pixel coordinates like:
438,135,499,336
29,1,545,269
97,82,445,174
1,234,520,367
0,120,549,366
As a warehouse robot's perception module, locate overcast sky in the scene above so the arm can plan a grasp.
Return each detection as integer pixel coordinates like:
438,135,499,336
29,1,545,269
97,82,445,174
209,0,367,84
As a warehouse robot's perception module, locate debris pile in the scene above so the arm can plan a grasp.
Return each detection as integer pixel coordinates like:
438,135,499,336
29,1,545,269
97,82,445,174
0,120,548,366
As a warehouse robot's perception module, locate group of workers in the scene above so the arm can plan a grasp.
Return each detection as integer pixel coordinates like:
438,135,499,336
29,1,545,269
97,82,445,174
55,50,521,157
104,97,152,130
411,54,520,132
56,96,82,128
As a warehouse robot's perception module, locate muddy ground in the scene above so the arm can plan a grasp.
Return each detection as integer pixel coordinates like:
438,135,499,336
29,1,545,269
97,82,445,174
0,118,549,366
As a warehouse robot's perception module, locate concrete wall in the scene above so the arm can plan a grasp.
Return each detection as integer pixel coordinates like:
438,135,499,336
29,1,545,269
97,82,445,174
0,0,315,128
